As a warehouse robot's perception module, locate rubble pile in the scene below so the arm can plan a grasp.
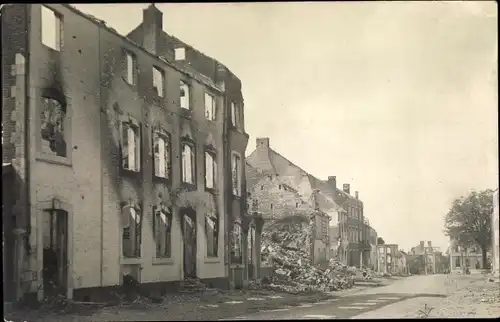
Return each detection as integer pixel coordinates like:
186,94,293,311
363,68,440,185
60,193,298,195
260,218,356,293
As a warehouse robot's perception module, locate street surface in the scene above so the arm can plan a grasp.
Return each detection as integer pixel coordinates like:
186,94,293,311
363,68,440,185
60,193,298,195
6,272,497,321
219,274,463,320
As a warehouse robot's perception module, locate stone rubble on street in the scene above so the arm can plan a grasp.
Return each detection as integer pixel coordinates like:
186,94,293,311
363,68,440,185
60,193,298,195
258,216,365,293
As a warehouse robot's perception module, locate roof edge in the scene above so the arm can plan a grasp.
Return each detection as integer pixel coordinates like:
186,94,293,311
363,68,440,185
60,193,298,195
60,4,224,94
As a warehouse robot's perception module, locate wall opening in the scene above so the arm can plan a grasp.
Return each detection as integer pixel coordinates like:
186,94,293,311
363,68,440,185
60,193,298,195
181,207,197,279
42,209,68,296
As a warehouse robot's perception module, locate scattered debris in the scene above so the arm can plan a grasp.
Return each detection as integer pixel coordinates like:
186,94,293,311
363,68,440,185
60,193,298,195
259,216,357,293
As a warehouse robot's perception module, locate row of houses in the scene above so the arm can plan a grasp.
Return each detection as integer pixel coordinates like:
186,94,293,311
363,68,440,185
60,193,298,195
1,4,264,303
1,3,389,304
245,138,379,269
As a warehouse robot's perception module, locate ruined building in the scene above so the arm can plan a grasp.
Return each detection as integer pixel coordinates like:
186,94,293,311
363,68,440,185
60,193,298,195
1,4,256,302
246,137,370,268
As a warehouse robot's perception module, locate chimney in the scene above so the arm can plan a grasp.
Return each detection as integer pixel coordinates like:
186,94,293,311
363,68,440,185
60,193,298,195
343,183,350,194
355,191,359,199
327,176,337,190
256,137,270,150
428,241,432,248
420,241,425,251
142,4,163,55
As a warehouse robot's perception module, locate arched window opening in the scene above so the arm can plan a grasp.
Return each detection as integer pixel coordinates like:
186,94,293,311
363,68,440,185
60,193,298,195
40,97,67,157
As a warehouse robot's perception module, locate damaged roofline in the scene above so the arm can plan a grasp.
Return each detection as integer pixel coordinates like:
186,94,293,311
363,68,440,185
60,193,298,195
60,4,224,94
166,31,240,84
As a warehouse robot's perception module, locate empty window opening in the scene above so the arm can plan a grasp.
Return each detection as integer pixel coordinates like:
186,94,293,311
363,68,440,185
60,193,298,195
152,66,164,97
231,153,241,196
181,142,195,184
206,212,218,257
270,204,273,210
121,122,141,172
296,203,299,208
41,6,63,51
204,93,216,121
153,130,170,179
231,223,242,264
40,96,67,157
180,81,190,109
261,185,264,190
153,205,172,258
231,101,238,127
122,206,142,258
248,225,255,265
278,185,282,190
205,151,217,189
125,51,137,85
174,47,186,61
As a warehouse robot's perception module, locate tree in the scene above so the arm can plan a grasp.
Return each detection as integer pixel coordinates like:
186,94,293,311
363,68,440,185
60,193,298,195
444,189,493,269
377,237,385,245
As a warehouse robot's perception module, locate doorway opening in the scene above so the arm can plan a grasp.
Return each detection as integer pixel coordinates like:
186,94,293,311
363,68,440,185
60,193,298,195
42,209,68,296
180,207,197,279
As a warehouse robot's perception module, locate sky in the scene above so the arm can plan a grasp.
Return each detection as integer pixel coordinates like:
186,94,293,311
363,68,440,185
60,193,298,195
72,2,498,252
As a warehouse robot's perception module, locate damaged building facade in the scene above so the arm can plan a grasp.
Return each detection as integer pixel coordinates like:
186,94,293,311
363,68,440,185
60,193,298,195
245,164,331,265
246,137,370,268
1,3,255,301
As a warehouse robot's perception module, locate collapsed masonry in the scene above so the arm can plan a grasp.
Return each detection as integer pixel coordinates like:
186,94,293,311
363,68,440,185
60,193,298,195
259,213,357,293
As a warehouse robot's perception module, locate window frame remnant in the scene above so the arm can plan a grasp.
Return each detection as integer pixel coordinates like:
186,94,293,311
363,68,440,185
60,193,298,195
125,51,137,86
180,81,190,110
122,205,142,258
153,129,171,180
204,92,216,121
231,222,243,264
121,121,141,172
181,141,196,184
205,211,218,257
230,101,238,128
152,204,172,258
231,153,241,196
204,150,217,189
152,66,165,97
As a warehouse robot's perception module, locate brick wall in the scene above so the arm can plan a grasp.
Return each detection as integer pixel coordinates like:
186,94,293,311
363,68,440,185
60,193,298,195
247,175,312,220
1,4,29,163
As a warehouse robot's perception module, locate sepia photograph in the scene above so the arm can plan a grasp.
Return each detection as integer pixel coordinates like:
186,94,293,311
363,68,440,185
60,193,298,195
2,1,498,320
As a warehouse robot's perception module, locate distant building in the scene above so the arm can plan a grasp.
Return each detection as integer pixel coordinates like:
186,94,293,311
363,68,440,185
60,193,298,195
394,250,408,275
410,241,440,274
448,239,489,271
377,244,399,274
365,220,378,270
